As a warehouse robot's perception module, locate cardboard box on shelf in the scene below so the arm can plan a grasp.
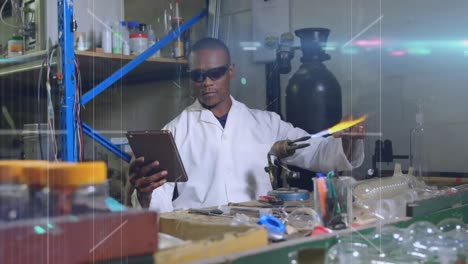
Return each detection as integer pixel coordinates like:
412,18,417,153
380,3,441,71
155,210,268,263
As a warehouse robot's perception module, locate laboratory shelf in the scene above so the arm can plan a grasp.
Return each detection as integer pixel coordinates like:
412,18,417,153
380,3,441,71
75,50,187,64
0,51,188,89
75,51,188,85
0,51,49,76
0,52,54,89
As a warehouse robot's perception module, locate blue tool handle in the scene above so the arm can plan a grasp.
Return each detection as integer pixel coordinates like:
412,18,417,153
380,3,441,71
257,214,286,234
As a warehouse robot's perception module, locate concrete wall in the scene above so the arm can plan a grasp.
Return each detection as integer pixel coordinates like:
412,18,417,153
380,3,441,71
45,0,124,47
220,0,468,176
219,1,266,110
124,0,206,43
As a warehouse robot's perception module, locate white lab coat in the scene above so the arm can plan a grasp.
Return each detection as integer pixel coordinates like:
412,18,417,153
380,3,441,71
132,97,364,212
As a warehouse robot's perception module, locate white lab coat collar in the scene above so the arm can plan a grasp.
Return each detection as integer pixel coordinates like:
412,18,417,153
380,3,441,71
187,95,240,128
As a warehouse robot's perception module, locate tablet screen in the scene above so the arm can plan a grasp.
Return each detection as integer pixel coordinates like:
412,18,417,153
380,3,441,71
126,130,188,182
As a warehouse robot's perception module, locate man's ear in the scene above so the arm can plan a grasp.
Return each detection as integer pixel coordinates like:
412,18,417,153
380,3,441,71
228,63,235,80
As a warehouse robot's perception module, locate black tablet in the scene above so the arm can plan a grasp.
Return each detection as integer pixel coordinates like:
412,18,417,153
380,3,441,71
126,130,188,182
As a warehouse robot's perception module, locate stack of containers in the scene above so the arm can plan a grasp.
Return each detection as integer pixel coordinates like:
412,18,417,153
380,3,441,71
48,162,108,216
0,160,109,221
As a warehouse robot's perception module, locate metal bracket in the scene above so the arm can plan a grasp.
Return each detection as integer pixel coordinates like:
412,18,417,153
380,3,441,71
82,122,131,163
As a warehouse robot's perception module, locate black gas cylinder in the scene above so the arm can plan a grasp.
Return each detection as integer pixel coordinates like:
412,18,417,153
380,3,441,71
286,28,342,134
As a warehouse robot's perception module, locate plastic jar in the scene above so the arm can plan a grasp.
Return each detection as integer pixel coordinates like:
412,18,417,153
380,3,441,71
48,162,108,216
8,36,24,57
130,32,148,55
0,162,29,221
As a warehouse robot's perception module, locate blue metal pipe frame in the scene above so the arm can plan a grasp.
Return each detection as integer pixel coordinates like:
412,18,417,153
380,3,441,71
58,0,77,161
82,122,132,162
78,8,208,162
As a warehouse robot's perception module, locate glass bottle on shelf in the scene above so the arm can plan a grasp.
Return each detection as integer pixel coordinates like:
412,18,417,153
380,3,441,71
171,0,184,58
146,24,160,58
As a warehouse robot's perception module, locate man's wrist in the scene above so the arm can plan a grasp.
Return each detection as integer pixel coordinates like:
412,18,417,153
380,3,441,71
137,191,151,209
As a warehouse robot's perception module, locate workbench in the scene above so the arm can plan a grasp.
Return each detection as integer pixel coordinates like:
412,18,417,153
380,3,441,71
2,190,465,264
211,204,468,264
145,190,468,264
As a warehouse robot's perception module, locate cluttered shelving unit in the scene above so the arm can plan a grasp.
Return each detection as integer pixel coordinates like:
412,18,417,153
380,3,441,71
0,0,216,161
75,50,188,64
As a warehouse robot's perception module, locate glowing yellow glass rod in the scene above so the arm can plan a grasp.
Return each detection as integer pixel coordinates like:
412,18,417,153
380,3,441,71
310,114,368,138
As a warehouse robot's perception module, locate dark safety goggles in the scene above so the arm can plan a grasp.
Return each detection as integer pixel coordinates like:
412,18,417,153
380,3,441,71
189,64,230,83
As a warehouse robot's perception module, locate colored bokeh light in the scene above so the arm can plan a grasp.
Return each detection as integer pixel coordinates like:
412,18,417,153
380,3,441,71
241,77,247,85
355,38,382,47
34,226,46,235
390,50,407,56
408,47,431,55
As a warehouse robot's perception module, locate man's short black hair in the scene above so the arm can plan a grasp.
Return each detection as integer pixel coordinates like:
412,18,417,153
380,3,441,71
191,37,231,64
